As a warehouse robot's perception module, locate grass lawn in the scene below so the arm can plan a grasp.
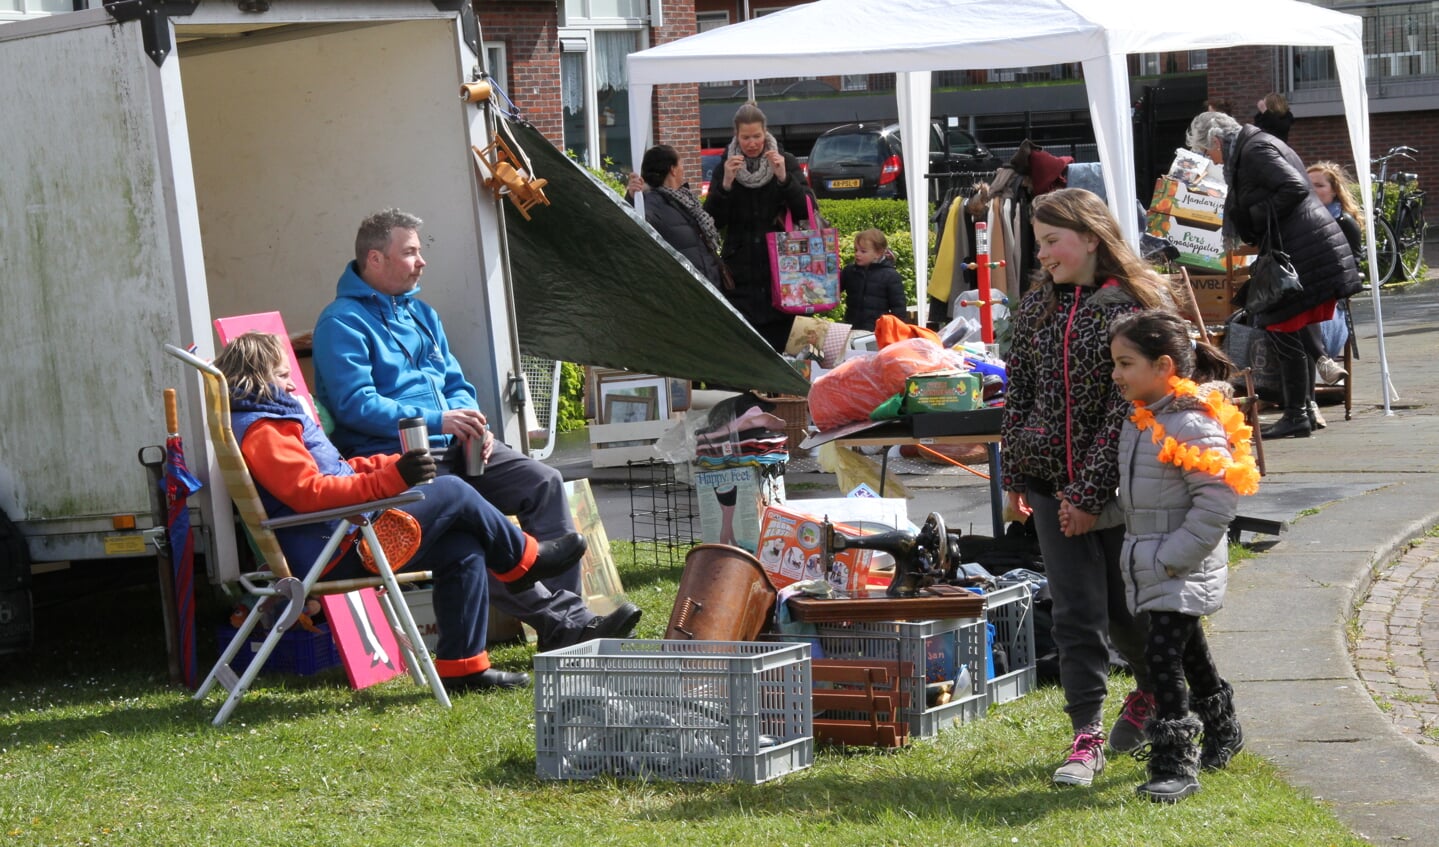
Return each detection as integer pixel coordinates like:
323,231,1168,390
1,545,1365,847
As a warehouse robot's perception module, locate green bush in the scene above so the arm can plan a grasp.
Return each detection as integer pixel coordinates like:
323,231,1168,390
816,197,916,235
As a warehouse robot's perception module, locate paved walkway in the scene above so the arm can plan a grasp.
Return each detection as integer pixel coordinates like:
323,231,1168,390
1354,534,1439,757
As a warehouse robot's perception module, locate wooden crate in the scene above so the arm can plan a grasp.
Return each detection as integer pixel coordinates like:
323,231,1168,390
1187,272,1241,325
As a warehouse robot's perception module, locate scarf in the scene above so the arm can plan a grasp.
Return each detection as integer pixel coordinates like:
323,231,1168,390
727,132,779,189
655,184,722,257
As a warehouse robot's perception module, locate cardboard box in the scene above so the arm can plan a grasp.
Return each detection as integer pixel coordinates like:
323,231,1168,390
1145,212,1227,272
756,502,871,594
695,466,784,553
1149,176,1225,227
903,370,982,413
1186,273,1241,324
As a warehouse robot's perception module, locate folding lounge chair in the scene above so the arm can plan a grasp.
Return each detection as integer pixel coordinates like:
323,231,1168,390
164,344,451,726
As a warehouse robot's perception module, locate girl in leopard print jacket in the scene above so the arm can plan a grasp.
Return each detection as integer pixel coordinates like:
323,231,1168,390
1001,188,1171,786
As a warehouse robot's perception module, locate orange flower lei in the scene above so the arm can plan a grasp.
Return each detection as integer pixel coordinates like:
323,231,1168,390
1130,376,1261,496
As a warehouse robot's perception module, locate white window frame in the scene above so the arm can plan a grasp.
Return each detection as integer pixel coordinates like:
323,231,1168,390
558,25,648,170
1,0,76,21
482,40,508,97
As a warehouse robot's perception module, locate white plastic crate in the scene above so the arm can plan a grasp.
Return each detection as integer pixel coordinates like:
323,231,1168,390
534,639,813,783
808,616,987,738
984,583,1037,705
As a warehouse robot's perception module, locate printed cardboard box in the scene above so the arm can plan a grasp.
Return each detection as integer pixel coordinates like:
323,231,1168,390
756,502,871,594
1149,176,1225,227
1145,212,1227,273
903,370,982,413
695,466,785,553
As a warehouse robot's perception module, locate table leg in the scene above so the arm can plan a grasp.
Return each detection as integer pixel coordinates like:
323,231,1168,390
878,448,889,497
986,442,1003,537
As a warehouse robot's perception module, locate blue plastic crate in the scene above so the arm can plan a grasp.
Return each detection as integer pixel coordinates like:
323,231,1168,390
214,623,341,676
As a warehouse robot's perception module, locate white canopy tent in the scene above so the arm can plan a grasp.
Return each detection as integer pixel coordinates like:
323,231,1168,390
627,0,1394,409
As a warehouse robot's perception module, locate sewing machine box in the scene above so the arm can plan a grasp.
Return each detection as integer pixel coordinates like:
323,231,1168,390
1145,212,1227,272
695,466,785,553
1149,176,1225,228
903,370,982,413
756,502,873,594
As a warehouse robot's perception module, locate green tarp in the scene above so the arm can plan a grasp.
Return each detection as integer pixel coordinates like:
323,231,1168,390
502,120,810,396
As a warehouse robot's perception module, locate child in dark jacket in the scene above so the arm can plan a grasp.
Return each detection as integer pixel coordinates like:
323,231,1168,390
840,228,907,331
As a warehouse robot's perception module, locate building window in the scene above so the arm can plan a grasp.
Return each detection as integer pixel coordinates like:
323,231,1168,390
482,41,508,97
1,0,74,19
559,28,644,174
696,12,733,89
1188,49,1208,71
841,74,868,92
1293,1,1439,92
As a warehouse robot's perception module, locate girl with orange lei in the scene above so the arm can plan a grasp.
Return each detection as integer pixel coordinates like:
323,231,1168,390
1109,310,1257,803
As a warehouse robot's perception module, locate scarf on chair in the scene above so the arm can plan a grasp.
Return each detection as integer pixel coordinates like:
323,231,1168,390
656,184,723,257
727,132,779,189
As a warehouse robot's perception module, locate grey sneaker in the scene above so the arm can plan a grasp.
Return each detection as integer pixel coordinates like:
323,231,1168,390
1108,689,1155,754
1316,356,1348,385
1053,731,1106,786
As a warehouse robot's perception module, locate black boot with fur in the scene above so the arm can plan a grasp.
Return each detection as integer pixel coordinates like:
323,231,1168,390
1135,714,1203,803
1193,679,1245,771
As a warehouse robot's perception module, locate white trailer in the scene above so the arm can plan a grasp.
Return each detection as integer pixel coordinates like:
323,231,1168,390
0,1,522,649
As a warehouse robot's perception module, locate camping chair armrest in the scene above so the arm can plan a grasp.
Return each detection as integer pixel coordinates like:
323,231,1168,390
260,490,425,530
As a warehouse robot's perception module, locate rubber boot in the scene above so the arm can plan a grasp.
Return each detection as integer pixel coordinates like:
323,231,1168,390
1261,352,1312,439
1134,714,1203,803
1192,679,1245,771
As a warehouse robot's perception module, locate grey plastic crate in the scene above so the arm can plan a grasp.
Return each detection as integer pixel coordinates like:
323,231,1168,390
807,616,988,738
534,639,812,783
984,583,1037,705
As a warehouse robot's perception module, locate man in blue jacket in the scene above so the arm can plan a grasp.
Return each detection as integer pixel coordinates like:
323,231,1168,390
313,208,640,650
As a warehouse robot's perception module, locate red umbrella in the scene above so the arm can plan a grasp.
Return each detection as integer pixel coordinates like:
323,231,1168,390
163,388,203,690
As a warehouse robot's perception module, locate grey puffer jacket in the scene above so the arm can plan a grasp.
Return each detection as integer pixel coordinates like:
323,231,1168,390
1116,384,1238,616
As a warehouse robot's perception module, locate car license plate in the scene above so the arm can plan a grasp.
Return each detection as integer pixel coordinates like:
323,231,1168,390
829,178,861,189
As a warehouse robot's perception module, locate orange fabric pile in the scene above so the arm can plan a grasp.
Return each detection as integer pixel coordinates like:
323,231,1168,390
809,335,966,430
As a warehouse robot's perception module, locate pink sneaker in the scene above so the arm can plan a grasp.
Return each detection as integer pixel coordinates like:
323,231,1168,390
1053,731,1106,786
1109,689,1156,754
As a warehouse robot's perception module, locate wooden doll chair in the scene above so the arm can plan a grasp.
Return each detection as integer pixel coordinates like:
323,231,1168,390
164,344,450,726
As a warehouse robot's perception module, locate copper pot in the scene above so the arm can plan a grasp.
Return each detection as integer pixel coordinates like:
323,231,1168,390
665,544,776,641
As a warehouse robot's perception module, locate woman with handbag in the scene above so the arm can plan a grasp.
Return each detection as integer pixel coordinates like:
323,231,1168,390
704,102,812,350
1186,111,1363,439
214,332,588,694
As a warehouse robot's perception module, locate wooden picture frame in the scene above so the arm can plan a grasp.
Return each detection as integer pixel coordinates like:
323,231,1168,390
598,375,668,424
604,393,659,424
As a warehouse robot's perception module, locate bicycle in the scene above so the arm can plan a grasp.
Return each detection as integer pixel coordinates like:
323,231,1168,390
1369,146,1428,285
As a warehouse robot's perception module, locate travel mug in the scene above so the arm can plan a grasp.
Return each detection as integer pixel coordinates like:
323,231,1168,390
464,424,487,477
397,417,433,484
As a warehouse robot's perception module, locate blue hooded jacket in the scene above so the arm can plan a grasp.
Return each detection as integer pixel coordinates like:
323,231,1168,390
313,262,479,458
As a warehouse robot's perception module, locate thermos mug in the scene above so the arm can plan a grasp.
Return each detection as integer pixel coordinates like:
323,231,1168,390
397,417,433,484
464,424,487,477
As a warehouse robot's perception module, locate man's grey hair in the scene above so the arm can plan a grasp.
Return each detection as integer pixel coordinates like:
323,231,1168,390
1185,111,1242,156
355,208,423,266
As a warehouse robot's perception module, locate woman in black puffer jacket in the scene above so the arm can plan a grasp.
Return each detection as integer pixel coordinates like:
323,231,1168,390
627,145,725,288
1186,111,1362,439
704,103,810,350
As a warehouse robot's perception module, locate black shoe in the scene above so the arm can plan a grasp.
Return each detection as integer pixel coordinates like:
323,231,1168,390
1135,772,1201,803
505,532,587,593
536,602,642,652
1260,412,1311,440
443,668,531,694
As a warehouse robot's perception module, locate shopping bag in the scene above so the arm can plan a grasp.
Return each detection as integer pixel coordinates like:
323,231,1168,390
1221,311,1281,402
767,195,840,315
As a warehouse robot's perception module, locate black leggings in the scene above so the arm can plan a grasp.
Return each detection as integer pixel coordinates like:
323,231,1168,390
1144,611,1225,720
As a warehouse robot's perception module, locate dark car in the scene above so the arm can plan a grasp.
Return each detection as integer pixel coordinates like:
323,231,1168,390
807,121,999,200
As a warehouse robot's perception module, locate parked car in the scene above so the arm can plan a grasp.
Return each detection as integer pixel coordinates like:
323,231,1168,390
699,147,725,198
806,121,1000,200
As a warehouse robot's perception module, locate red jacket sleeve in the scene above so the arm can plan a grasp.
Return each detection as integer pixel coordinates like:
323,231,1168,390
241,419,408,514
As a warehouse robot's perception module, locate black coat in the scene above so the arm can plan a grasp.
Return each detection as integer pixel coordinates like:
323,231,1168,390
1224,126,1362,325
840,255,906,331
704,151,809,348
641,190,725,288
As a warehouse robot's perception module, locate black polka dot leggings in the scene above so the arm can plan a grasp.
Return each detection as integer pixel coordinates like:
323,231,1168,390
1145,611,1225,720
